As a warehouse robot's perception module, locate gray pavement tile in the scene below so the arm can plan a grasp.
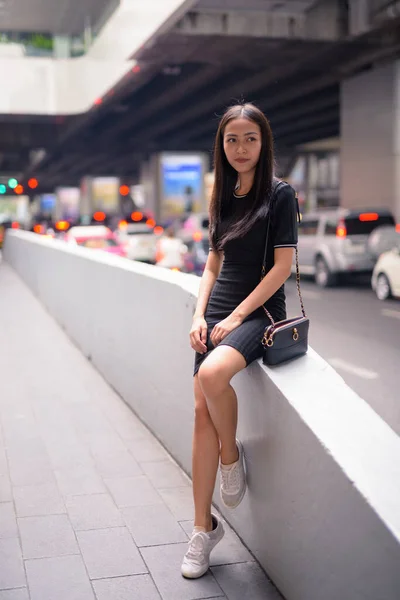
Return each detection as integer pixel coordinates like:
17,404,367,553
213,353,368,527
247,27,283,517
7,452,54,487
0,502,18,539
0,538,26,589
1,414,39,447
104,475,164,508
211,562,283,600
68,404,115,436
158,487,194,521
25,555,95,600
180,520,254,566
0,448,8,476
141,543,224,600
140,460,190,490
13,483,66,517
0,589,29,600
18,514,79,559
0,476,12,503
122,504,188,547
93,450,142,479
126,436,170,463
103,406,150,441
45,440,95,469
77,527,147,580
92,574,161,600
55,466,107,496
66,494,124,531
82,431,127,455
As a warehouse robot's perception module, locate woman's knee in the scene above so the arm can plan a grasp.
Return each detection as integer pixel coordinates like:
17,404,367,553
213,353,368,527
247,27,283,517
198,362,228,398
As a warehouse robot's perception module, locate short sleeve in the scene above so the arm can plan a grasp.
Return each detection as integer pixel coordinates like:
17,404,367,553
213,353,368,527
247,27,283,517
272,184,298,248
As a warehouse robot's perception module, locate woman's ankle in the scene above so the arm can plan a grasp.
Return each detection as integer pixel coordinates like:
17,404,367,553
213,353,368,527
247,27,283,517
194,515,213,532
220,442,239,466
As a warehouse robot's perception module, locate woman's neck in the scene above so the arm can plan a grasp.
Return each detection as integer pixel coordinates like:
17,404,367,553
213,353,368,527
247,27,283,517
236,172,254,195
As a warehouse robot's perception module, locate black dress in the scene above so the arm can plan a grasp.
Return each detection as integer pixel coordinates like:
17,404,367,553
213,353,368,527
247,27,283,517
194,182,298,376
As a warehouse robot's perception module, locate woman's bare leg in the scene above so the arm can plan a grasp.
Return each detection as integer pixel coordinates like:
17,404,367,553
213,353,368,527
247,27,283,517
192,375,220,531
198,346,246,465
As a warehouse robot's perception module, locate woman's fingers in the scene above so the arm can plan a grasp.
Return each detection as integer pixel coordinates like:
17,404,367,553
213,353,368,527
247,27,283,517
210,325,224,347
190,330,207,353
200,324,207,344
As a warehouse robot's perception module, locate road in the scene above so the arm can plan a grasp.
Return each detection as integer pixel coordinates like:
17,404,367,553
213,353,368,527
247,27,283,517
285,276,400,436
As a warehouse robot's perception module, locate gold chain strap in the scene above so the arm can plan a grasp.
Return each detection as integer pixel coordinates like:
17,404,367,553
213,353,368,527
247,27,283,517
262,246,307,331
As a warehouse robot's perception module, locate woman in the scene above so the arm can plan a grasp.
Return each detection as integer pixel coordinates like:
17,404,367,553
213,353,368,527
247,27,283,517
181,103,298,579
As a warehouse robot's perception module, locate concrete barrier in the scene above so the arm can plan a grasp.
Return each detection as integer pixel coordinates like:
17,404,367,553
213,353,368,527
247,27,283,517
4,230,400,600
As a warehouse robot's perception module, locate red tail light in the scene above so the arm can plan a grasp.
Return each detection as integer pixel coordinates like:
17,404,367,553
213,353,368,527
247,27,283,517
55,220,70,231
396,224,400,233
336,219,347,238
11,222,19,229
359,212,379,222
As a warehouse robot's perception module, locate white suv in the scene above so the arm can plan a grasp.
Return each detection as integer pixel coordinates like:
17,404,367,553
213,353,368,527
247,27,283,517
297,208,395,287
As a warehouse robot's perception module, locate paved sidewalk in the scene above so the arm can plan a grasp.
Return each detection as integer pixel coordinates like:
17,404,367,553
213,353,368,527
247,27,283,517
0,262,281,600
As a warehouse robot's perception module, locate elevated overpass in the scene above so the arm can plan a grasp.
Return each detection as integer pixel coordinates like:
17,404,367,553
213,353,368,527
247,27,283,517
0,1,399,180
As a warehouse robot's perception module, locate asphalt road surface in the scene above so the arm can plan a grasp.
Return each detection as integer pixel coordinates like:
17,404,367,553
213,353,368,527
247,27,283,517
286,275,400,436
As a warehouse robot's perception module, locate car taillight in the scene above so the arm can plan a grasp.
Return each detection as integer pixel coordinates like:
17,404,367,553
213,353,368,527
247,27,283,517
359,212,378,222
11,222,19,229
55,221,70,231
336,219,347,238
396,224,400,233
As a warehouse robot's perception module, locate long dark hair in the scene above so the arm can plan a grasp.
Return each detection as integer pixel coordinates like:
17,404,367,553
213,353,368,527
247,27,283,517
209,103,274,250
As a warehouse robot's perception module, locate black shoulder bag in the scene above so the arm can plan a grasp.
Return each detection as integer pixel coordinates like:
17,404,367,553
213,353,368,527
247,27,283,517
261,182,310,366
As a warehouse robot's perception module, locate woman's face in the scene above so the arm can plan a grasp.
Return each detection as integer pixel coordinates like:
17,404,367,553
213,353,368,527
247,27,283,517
223,117,262,176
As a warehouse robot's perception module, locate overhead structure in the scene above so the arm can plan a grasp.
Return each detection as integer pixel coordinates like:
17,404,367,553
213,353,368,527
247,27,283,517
0,0,399,190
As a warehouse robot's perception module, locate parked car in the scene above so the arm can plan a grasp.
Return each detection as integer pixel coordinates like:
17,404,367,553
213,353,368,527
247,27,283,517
297,208,395,287
367,225,400,261
116,221,158,263
371,245,400,300
64,226,126,257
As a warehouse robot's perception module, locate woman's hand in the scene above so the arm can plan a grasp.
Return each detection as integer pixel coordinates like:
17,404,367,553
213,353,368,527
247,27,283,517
190,316,208,354
210,313,243,347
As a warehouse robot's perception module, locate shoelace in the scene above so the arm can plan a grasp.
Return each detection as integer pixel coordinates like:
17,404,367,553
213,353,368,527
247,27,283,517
185,533,206,565
221,464,240,492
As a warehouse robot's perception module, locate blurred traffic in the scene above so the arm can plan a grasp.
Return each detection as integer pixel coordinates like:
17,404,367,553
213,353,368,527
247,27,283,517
1,199,400,301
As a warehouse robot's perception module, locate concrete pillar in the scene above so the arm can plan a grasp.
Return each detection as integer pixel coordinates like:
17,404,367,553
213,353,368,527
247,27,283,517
53,36,71,58
79,176,94,223
139,157,159,219
340,59,400,221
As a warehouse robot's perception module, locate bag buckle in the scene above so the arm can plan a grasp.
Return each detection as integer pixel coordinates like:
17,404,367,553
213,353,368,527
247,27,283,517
293,328,299,341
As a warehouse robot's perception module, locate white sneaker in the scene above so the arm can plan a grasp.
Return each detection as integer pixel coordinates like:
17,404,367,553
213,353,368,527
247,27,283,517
220,439,247,509
181,515,224,579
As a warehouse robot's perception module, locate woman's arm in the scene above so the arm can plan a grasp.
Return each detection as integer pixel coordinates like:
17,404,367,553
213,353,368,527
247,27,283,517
190,249,223,353
193,249,223,317
232,247,293,321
